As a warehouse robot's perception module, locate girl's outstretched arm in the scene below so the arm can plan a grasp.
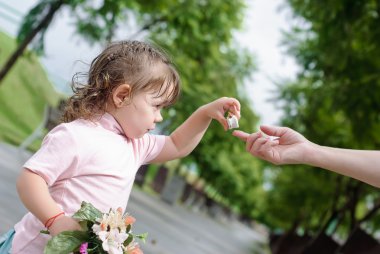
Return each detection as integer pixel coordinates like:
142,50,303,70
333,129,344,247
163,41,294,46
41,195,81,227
151,97,240,163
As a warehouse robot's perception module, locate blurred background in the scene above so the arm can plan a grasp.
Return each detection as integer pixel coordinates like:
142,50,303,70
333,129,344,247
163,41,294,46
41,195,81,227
0,0,380,253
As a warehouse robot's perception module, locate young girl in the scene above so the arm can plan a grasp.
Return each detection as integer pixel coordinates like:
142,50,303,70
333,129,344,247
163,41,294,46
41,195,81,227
0,40,240,253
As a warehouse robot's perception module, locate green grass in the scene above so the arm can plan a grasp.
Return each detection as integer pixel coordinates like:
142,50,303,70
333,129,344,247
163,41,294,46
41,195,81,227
0,31,64,148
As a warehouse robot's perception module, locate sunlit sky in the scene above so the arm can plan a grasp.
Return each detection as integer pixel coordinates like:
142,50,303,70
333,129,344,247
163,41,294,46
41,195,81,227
0,0,298,126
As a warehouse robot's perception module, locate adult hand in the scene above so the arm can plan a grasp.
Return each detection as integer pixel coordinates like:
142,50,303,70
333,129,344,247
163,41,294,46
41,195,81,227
232,125,312,165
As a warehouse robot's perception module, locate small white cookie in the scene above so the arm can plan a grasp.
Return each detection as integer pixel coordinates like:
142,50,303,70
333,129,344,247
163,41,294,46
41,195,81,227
227,115,239,129
260,131,279,141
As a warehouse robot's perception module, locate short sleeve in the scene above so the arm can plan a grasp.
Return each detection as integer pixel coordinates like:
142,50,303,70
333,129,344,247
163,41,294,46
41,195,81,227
23,124,79,186
136,134,166,165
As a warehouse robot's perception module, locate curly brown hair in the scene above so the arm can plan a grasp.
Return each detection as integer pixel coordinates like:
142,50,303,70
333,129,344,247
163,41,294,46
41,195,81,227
63,40,181,122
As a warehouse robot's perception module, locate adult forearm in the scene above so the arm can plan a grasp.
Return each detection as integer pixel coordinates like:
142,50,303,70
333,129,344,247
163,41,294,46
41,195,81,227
170,106,212,157
306,144,380,187
17,169,63,225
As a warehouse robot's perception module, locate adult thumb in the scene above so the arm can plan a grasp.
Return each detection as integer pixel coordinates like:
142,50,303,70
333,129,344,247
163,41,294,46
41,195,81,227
260,125,286,137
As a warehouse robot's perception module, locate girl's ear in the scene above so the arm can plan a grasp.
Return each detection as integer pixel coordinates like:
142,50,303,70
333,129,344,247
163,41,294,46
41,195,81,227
113,84,131,107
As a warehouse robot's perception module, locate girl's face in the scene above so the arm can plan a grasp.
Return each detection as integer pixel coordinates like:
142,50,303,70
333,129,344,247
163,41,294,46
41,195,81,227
111,86,167,138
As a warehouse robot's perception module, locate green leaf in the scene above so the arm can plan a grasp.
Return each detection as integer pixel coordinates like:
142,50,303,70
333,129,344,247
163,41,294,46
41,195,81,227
86,240,106,254
44,230,88,254
135,233,148,243
72,201,102,223
78,220,89,231
40,229,50,235
124,234,133,247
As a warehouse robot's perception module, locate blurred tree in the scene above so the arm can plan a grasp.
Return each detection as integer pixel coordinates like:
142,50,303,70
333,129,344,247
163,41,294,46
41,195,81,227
145,1,262,215
284,0,380,148
260,0,380,249
2,0,262,217
0,0,80,83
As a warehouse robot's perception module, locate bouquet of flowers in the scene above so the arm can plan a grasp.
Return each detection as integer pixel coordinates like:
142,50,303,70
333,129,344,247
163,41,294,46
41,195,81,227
42,202,146,254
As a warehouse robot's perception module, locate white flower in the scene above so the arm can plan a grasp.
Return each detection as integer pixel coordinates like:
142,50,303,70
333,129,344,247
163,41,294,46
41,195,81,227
98,229,129,254
91,207,132,254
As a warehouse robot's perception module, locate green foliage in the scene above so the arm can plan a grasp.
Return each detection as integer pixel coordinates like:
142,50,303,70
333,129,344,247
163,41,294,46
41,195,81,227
17,0,86,54
72,201,102,222
44,230,89,254
284,0,380,148
17,0,53,54
0,31,62,146
259,0,380,238
258,165,337,231
44,202,145,254
144,1,261,215
134,233,148,243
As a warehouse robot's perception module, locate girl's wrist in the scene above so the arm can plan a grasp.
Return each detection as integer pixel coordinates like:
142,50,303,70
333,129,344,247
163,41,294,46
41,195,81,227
197,105,212,120
44,212,65,229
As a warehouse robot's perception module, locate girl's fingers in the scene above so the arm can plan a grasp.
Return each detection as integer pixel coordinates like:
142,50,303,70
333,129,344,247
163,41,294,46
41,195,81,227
228,97,241,111
231,105,241,118
223,98,241,118
215,112,228,131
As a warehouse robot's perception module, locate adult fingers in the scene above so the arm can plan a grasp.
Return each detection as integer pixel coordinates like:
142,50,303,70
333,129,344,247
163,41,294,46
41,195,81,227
250,137,269,155
232,130,250,142
259,138,279,156
246,132,262,153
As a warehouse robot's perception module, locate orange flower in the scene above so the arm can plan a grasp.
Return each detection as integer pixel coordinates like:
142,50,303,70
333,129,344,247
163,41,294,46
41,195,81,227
128,246,143,254
125,216,136,225
100,222,107,231
117,207,123,214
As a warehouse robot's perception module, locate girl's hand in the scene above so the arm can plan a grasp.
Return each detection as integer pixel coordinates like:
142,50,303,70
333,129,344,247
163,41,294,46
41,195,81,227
201,97,241,131
232,125,312,165
48,215,82,236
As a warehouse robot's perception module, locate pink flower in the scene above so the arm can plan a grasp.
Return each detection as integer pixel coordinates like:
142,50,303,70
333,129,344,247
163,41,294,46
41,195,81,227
79,242,88,254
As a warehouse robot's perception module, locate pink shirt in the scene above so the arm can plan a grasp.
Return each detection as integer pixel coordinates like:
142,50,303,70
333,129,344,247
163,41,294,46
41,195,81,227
12,113,165,253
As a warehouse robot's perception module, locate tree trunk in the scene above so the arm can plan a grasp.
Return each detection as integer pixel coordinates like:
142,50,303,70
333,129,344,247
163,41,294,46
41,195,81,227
348,182,362,230
309,176,344,243
303,178,359,250
337,198,380,252
0,0,65,84
271,219,300,254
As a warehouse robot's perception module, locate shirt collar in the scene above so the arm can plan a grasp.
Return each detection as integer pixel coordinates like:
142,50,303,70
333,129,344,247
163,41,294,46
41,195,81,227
98,112,124,135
